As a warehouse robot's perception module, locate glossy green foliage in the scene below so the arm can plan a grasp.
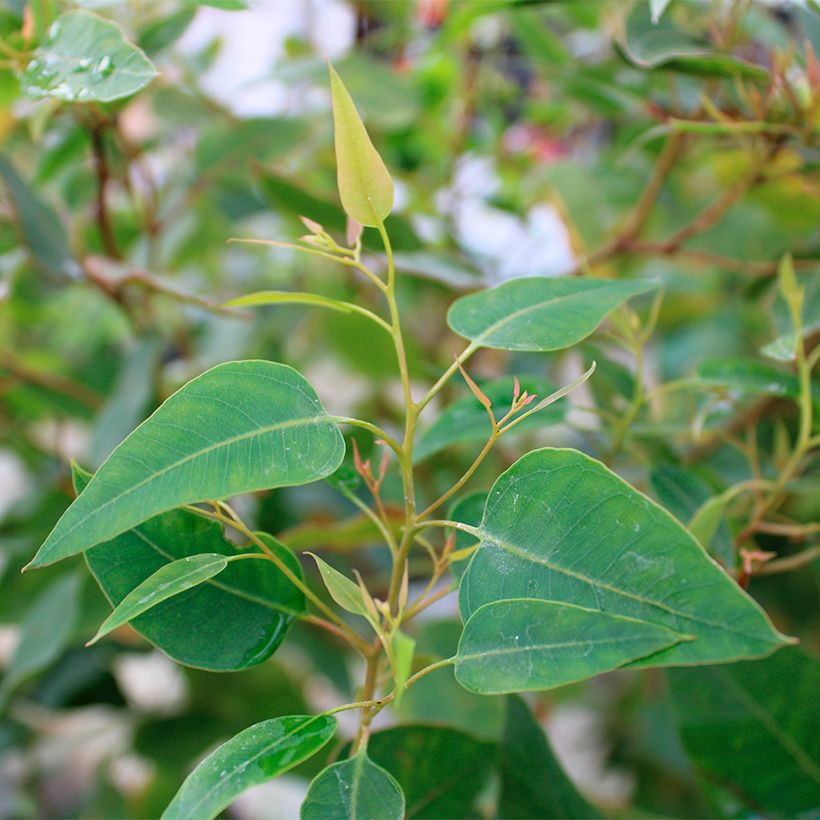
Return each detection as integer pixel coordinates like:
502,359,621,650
78,465,306,671
328,64,393,226
460,449,790,667
21,11,158,102
163,714,337,820
301,751,405,820
29,361,344,569
456,599,686,694
669,649,820,814
415,376,564,462
447,277,656,351
499,697,598,818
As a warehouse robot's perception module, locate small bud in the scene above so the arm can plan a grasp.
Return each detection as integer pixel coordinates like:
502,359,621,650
346,217,363,247
300,215,325,235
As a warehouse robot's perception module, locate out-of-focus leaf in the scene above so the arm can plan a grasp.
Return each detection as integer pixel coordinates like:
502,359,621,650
195,118,307,172
0,156,80,279
669,649,820,814
697,357,819,401
163,714,337,820
390,630,415,707
499,696,599,818
28,361,345,569
650,0,673,24
460,448,793,666
0,572,83,708
21,11,158,102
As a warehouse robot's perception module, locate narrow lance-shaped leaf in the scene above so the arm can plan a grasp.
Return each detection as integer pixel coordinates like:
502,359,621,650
455,599,688,694
460,448,792,666
447,277,657,352
21,10,158,103
87,554,233,646
28,360,345,570
390,630,415,707
306,552,371,620
162,714,337,820
301,750,405,820
329,63,394,227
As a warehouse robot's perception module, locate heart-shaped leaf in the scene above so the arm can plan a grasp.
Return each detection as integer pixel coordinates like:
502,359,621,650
28,360,344,569
162,714,337,820
447,277,656,352
21,11,158,103
456,599,687,694
301,750,405,820
76,466,306,671
460,448,792,666
329,63,393,227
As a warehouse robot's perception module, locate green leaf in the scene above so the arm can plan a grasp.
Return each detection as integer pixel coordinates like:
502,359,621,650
390,630,415,707
414,376,564,462
28,360,344,569
669,649,820,815
620,3,767,79
21,11,158,103
499,696,599,818
301,750,404,820
306,553,371,620
460,448,791,666
0,156,80,280
456,599,687,694
447,277,656,352
0,572,83,709
76,466,306,671
697,357,819,401
162,714,337,820
88,554,231,646
328,63,394,227
361,726,497,818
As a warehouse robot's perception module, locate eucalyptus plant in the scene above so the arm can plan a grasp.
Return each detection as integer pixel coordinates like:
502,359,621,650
22,63,803,820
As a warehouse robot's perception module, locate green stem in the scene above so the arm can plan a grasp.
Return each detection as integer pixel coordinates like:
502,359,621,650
417,342,480,415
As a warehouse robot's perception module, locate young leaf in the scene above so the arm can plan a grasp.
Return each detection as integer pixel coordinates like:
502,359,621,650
162,714,337,820
447,277,656,352
390,630,415,707
669,649,820,814
328,63,394,227
499,696,600,818
307,553,372,620
0,573,83,709
21,11,158,103
76,465,306,671
455,599,687,694
87,554,231,646
27,361,344,570
460,448,792,666
301,750,405,820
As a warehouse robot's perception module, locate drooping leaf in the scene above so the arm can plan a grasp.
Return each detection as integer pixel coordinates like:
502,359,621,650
28,360,345,569
301,750,405,820
499,696,599,818
306,553,371,620
456,599,687,694
21,10,158,103
460,448,791,666
669,649,820,814
162,714,337,820
362,726,497,819
620,3,767,79
88,554,232,646
328,63,394,227
447,277,656,352
76,466,306,671
0,156,80,280
415,376,564,462
0,572,83,708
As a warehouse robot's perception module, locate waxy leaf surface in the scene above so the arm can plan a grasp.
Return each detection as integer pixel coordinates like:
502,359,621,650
21,11,158,102
447,277,655,352
301,751,404,820
460,448,790,666
29,360,344,568
456,599,686,694
163,714,337,820
78,464,306,671
329,64,393,227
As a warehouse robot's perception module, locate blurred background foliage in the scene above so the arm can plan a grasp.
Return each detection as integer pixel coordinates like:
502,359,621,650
0,0,818,817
